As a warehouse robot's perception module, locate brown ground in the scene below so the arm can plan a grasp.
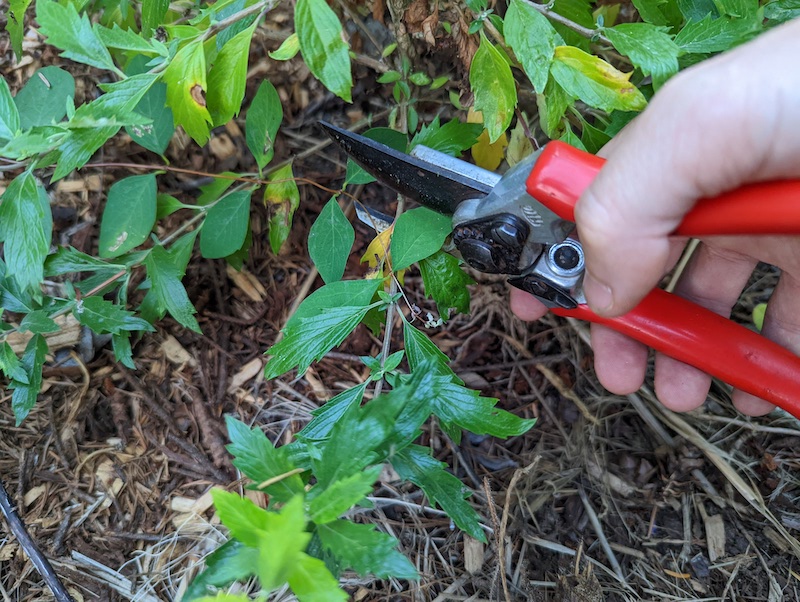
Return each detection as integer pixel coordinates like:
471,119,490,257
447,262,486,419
2,6,800,602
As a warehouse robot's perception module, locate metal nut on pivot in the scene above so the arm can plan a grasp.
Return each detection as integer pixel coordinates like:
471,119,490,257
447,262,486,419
547,240,584,276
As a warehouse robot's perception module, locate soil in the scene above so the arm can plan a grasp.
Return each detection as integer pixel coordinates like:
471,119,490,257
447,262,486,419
1,5,800,602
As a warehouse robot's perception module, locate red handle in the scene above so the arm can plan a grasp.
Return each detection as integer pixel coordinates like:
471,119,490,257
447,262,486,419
552,291,800,416
527,141,800,236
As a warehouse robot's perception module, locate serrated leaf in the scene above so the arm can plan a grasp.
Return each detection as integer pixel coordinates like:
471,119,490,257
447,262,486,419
418,251,473,320
253,497,311,591
142,0,170,34
200,190,251,259
345,128,407,185
144,242,201,333
287,552,348,602
0,77,19,141
225,416,306,503
95,24,155,52
505,0,562,92
297,382,368,442
403,318,460,381
295,0,352,102
35,0,117,72
265,163,300,254
112,332,135,369
410,117,482,157
309,465,381,524
265,304,374,378
286,279,382,330
45,247,122,276
98,175,157,257
317,519,418,579
536,76,572,139
392,444,486,541
52,125,121,180
183,540,259,602
270,32,300,60
469,34,516,143
673,13,762,53
605,23,680,89
245,80,282,171
123,58,174,154
163,41,212,145
7,0,33,60
434,381,535,437
207,21,257,126
211,489,274,548
18,310,58,334
9,334,47,425
14,67,75,130
0,342,29,383
96,73,159,113
550,45,647,113
74,296,154,335
0,172,50,293
764,0,800,22
308,198,354,283
390,207,452,271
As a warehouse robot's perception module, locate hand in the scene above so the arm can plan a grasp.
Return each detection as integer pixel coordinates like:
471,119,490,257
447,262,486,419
511,19,800,416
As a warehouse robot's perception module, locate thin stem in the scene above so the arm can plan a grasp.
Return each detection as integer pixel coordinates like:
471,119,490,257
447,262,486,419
202,0,278,40
519,0,611,45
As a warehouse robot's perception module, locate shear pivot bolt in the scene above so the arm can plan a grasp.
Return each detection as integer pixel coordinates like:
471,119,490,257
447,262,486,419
548,241,584,276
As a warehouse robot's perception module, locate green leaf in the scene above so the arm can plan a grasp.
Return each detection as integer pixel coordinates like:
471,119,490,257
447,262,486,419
264,163,300,254
35,0,117,72
676,0,718,20
142,0,170,34
144,242,201,333
674,13,762,53
52,125,121,180
14,67,75,130
308,198,354,283
536,76,572,139
211,489,274,548
317,519,418,579
344,128,407,185
207,22,258,126
0,77,19,141
162,41,212,145
225,416,306,503
200,190,251,259
297,382,368,442
0,172,50,293
286,279,382,330
96,73,159,113
605,23,680,89
253,497,311,591
7,0,33,59
122,56,175,154
764,0,800,22
112,332,135,369
9,334,47,425
287,552,348,602
392,445,486,541
295,0,353,102
309,466,381,524
0,342,29,383
95,24,155,52
433,381,535,437
390,207,452,271
410,117,482,157
98,175,157,257
403,318,460,381
270,33,301,60
18,310,58,334
265,304,375,378
551,0,595,49
505,0,562,92
45,247,122,276
550,45,647,113
245,80,283,171
183,540,259,602
418,251,474,320
74,296,154,335
469,33,516,143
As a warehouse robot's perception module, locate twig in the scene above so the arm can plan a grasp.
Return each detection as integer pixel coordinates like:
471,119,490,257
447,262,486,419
577,485,624,580
519,0,611,45
483,478,510,602
0,478,75,602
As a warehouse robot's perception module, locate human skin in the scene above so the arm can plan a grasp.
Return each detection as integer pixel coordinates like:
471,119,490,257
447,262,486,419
510,18,800,415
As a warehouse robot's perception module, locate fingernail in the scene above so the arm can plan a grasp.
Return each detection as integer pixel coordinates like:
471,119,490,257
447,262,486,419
583,273,614,314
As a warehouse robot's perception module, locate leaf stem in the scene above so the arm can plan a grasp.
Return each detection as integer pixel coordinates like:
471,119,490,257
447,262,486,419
519,0,611,45
202,0,278,41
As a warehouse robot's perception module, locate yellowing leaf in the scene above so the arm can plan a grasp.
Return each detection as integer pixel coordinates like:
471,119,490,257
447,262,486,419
506,119,534,167
472,128,507,171
163,41,212,145
550,45,647,113
361,227,393,269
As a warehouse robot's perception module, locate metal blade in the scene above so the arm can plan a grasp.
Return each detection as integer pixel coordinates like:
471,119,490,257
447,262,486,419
320,121,493,215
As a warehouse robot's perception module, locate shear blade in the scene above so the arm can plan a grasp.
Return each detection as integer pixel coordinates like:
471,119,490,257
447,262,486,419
320,121,493,216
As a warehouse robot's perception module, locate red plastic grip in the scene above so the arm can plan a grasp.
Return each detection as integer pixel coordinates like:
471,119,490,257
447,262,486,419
526,141,800,236
552,291,800,416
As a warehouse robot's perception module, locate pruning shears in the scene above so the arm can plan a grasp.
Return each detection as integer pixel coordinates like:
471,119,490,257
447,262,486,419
320,121,800,417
